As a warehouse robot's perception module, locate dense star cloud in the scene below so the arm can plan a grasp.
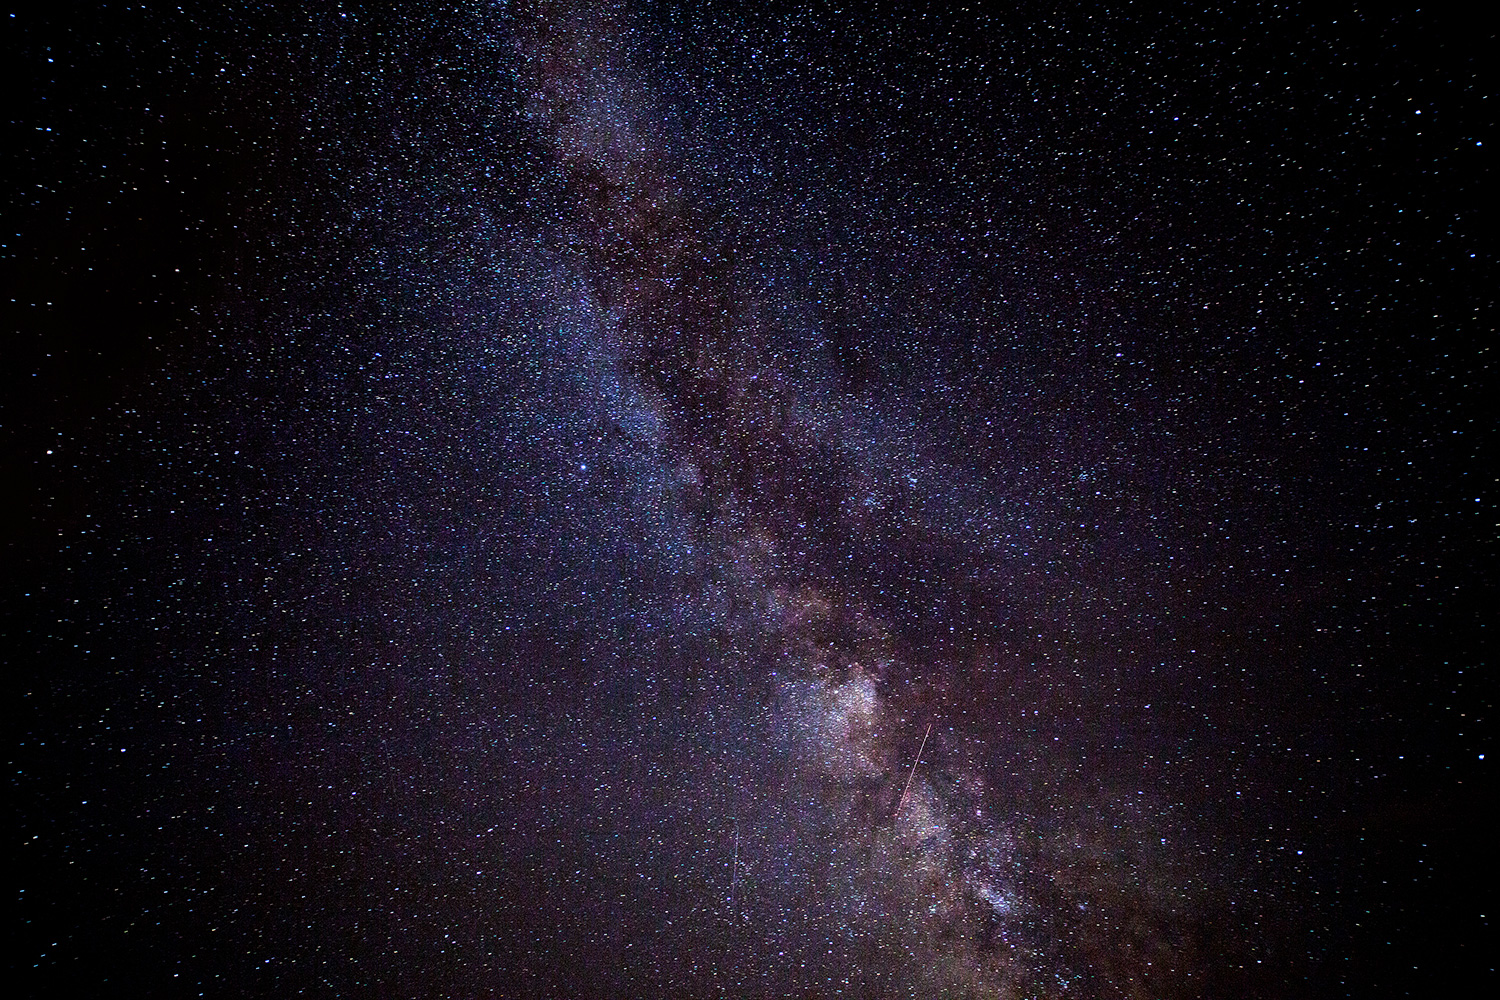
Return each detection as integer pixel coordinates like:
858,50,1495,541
8,3,1488,998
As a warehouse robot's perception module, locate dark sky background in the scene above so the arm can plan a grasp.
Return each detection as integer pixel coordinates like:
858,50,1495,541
7,3,1490,998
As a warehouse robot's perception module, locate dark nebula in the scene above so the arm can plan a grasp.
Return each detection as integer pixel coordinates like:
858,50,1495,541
9,4,1488,998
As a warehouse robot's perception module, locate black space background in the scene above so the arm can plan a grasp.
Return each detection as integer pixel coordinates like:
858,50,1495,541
6,4,1491,998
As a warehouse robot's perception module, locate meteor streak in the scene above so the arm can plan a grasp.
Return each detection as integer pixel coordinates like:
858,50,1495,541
896,721,933,818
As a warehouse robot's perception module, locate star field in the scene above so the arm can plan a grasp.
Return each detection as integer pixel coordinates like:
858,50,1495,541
8,4,1489,998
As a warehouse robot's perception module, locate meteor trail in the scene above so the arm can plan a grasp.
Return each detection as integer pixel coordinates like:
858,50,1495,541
896,721,932,818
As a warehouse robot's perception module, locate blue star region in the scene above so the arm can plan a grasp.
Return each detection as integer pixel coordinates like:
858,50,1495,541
10,4,1487,997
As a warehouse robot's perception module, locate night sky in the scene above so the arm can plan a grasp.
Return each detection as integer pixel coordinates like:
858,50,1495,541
7,4,1490,998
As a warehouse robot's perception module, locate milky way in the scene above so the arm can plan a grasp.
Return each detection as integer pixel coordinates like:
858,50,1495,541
11,4,1487,998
